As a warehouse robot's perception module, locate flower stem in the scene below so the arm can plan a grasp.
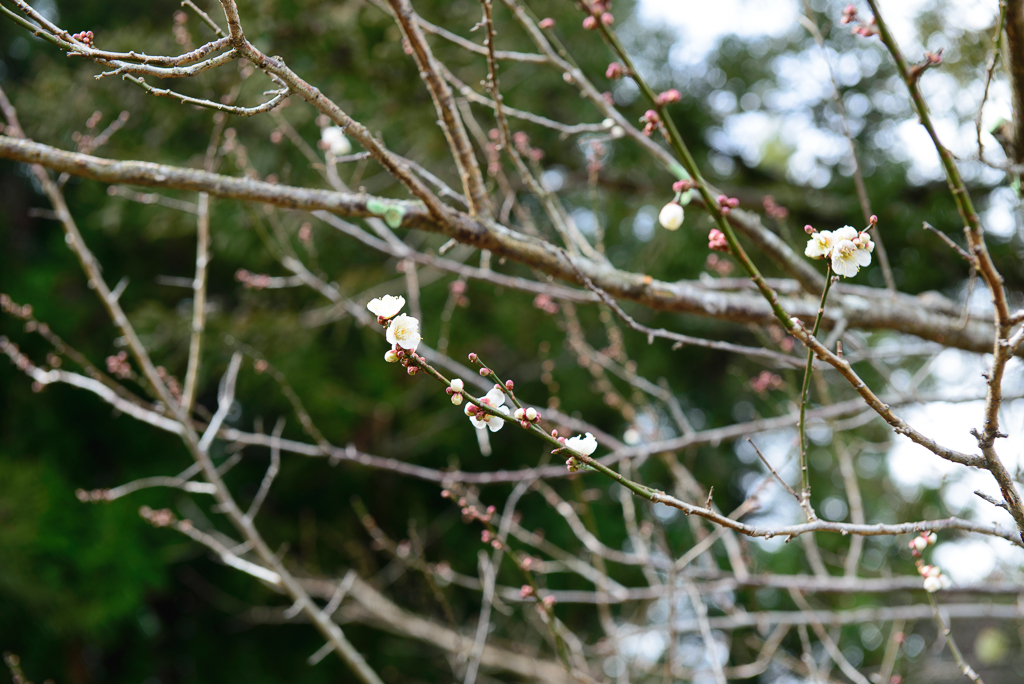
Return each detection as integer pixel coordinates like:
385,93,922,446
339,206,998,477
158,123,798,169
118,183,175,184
797,265,834,517
928,592,986,683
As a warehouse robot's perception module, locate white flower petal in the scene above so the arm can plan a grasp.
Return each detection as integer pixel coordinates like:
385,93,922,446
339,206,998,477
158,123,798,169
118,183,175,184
367,294,406,319
565,432,598,456
484,388,507,407
833,225,858,241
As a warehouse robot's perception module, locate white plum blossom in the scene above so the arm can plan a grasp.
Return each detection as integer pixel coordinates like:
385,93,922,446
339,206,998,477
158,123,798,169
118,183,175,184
565,432,598,455
367,294,406,319
910,536,928,552
385,313,421,351
804,225,873,278
321,126,352,156
830,238,871,278
658,202,684,231
804,230,834,259
467,387,510,432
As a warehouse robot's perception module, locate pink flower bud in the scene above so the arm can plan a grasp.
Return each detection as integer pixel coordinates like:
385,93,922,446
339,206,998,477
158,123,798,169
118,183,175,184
869,214,878,225
600,12,614,25
551,429,558,438
708,229,729,252
481,530,492,543
582,15,598,30
655,89,681,106
479,367,491,376
468,352,478,363
538,17,555,29
605,62,623,79
672,179,691,192
505,379,514,391
407,366,419,375
804,224,816,234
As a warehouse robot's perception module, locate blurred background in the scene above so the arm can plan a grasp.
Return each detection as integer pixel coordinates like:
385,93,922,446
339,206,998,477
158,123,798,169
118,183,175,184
2,0,1024,681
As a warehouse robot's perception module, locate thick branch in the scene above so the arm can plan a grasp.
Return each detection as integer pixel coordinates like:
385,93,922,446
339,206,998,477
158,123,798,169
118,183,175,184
0,135,1006,355
1005,0,1024,166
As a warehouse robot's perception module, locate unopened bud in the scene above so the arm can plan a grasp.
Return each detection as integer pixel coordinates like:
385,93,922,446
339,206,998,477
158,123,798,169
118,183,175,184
600,12,613,25
479,367,492,376
804,224,816,234
384,350,399,363
407,366,419,376
505,379,514,391
655,89,681,106
582,15,598,30
468,352,478,363
451,393,463,406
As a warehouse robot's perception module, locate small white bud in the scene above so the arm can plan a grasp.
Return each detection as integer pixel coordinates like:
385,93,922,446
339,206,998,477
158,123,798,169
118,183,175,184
610,125,625,139
514,408,526,421
451,393,464,406
923,576,942,593
321,126,352,156
450,378,464,392
384,350,399,363
601,118,615,129
910,536,928,552
926,532,937,545
659,202,684,231
525,407,538,421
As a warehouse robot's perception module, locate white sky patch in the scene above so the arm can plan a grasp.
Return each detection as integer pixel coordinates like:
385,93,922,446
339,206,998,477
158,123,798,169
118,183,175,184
637,0,798,65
